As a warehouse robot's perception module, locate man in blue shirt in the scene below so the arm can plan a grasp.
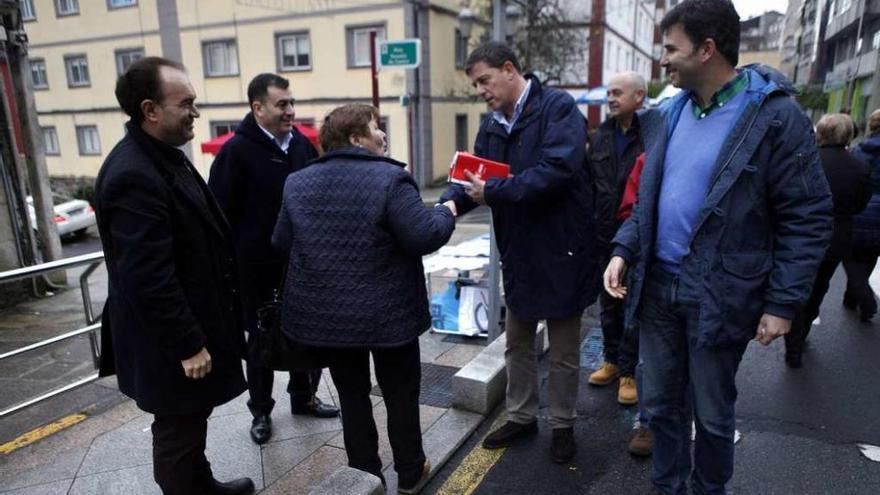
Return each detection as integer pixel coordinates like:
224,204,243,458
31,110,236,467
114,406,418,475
604,1,833,493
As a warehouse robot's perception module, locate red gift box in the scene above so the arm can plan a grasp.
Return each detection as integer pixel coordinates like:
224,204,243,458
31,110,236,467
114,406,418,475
447,151,512,186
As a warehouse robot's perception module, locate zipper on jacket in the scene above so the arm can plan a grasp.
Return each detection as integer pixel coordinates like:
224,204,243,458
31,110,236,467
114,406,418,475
797,152,812,195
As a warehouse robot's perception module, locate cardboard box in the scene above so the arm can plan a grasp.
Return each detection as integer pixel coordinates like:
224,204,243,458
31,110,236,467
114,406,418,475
448,152,511,186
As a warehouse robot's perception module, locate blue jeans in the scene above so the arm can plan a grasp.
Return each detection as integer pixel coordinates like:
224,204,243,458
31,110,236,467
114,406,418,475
639,267,748,495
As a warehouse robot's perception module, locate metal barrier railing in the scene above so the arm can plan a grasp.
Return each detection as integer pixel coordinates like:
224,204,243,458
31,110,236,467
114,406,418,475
0,251,105,417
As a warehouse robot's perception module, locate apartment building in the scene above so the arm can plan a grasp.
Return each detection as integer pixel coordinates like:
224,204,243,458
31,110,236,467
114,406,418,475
587,0,656,123
822,0,880,123
21,0,486,185
738,11,784,69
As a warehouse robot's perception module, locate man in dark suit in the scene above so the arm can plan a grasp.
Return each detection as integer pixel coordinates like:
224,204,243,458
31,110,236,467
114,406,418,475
208,73,338,446
95,57,253,495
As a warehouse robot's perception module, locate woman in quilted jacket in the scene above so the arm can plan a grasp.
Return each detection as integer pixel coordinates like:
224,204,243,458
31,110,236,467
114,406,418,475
272,103,457,493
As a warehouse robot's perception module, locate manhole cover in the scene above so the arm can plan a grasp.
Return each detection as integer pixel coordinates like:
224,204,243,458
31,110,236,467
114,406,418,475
371,363,459,408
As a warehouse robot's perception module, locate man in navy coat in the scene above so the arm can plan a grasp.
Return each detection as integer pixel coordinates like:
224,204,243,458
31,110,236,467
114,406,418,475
442,41,596,464
208,74,338,446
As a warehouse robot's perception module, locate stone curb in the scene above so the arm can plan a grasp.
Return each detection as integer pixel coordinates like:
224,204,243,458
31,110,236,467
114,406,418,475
308,466,384,495
452,323,548,415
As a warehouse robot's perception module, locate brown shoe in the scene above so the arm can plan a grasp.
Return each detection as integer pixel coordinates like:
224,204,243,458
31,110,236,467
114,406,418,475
628,426,652,457
618,376,638,405
398,460,431,494
588,363,620,386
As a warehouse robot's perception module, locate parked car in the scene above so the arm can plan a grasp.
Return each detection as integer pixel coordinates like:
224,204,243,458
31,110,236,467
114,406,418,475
27,194,96,238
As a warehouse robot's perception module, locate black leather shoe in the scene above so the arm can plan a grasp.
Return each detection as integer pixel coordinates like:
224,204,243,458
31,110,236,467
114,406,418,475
550,427,576,464
291,397,339,418
204,477,255,495
249,415,272,445
481,420,538,449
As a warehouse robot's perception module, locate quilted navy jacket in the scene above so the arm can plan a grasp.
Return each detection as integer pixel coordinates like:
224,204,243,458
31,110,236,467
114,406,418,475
852,134,880,247
272,147,456,348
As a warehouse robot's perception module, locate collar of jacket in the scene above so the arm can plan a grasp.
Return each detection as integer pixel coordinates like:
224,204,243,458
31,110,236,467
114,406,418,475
125,121,189,181
125,120,232,239
486,74,544,138
598,113,641,136
235,112,306,155
661,65,794,128
310,146,408,168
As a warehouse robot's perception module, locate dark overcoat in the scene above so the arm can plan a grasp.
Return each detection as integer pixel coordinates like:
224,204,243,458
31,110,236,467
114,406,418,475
208,112,318,329
272,147,455,348
852,134,880,247
441,75,597,321
96,122,247,416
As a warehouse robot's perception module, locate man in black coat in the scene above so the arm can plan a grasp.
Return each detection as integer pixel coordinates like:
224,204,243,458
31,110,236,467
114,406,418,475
587,72,645,406
208,73,338,446
95,57,253,495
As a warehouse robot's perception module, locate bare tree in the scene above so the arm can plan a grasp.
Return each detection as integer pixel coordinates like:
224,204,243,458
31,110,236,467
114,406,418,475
478,0,587,86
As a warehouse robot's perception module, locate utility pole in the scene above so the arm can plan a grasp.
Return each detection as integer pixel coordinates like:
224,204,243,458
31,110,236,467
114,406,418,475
0,1,64,278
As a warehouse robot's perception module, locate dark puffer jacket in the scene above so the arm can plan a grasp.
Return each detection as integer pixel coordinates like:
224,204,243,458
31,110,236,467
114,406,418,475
272,147,455,348
852,134,880,247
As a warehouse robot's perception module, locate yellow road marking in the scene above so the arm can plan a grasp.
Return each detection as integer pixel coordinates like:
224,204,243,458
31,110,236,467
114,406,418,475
436,415,508,495
0,413,87,455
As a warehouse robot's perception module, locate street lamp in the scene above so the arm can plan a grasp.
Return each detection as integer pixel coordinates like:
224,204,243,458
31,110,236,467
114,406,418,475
458,7,475,39
505,3,522,39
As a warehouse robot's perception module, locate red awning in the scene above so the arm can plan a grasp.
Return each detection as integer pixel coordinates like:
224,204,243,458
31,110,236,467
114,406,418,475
200,123,320,155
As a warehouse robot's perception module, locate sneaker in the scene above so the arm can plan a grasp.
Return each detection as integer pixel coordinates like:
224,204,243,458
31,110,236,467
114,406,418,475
588,363,620,386
482,420,538,449
628,426,652,457
618,376,638,405
398,460,431,494
550,427,576,464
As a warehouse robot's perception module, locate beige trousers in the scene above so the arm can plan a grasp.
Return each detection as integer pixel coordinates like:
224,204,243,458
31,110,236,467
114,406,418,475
504,310,583,429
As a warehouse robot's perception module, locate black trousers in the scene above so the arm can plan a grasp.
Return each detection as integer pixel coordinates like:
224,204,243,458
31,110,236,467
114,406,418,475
152,409,213,495
327,340,425,487
246,330,322,417
598,250,639,376
786,250,844,356
843,245,880,318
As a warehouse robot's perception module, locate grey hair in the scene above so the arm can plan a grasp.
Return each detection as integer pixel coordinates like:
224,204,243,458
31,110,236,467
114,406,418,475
815,113,854,147
614,71,647,93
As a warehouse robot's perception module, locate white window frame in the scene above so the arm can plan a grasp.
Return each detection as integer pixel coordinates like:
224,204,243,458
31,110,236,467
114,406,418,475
115,48,144,75
276,31,312,72
210,120,239,138
21,0,36,20
42,127,60,156
54,0,79,17
30,59,48,89
107,0,137,9
346,24,386,68
202,39,240,77
64,54,90,87
76,126,101,156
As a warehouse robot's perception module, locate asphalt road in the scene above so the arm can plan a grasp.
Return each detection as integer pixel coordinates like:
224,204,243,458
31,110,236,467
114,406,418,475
60,227,102,258
429,269,880,495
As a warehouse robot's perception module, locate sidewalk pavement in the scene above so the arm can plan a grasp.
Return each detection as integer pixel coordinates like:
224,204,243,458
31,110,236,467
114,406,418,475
0,329,487,494
0,192,494,494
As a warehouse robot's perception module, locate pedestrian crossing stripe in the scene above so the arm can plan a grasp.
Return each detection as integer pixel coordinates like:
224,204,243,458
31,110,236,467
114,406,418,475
0,413,87,455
